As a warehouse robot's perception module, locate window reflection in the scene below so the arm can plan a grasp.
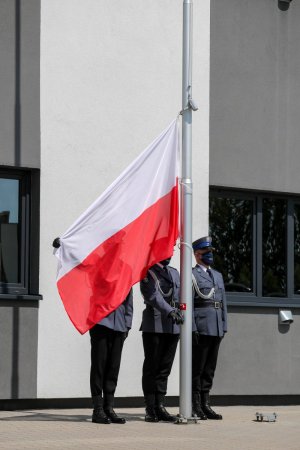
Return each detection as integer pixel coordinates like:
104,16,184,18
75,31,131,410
294,204,300,295
262,198,287,297
0,178,20,284
209,197,253,292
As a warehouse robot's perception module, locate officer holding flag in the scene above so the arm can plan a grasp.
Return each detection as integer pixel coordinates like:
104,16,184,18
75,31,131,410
140,258,184,423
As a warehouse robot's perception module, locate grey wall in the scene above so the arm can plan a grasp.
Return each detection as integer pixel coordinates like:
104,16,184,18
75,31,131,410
214,307,300,395
210,0,300,193
209,0,300,396
0,0,40,399
0,301,38,398
0,0,40,168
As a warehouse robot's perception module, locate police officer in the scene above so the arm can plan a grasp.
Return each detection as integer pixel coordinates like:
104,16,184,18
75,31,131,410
191,236,227,420
90,289,133,424
52,237,133,424
140,258,184,422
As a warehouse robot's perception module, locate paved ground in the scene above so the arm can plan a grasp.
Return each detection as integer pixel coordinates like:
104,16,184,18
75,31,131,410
0,406,299,450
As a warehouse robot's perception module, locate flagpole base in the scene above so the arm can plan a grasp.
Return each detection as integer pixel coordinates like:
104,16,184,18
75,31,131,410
174,414,200,424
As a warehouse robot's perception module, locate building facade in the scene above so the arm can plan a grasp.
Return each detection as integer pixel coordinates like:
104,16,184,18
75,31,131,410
210,0,300,399
0,0,299,406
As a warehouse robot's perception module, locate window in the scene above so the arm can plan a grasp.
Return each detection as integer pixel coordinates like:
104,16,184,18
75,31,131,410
209,196,253,293
209,188,300,306
0,168,40,298
262,198,287,297
0,178,20,284
294,204,300,295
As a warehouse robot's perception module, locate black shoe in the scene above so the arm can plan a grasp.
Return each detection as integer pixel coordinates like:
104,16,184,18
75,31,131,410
192,405,208,420
92,408,111,424
104,408,126,424
145,406,159,422
202,404,222,420
192,392,207,420
155,405,176,422
201,393,222,420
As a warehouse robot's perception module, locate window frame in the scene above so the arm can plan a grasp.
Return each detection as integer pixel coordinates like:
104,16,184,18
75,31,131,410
210,187,300,307
0,167,41,300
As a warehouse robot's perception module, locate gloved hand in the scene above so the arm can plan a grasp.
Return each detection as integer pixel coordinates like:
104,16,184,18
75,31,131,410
52,237,61,248
169,309,184,325
192,331,200,345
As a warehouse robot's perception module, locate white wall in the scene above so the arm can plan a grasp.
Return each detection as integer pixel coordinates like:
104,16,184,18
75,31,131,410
39,0,210,398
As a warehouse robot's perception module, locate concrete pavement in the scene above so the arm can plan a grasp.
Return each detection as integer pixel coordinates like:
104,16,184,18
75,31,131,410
0,406,299,450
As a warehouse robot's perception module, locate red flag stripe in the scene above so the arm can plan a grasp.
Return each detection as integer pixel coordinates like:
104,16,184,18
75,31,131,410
57,184,178,334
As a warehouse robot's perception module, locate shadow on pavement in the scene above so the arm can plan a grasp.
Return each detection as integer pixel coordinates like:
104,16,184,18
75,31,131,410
0,411,145,423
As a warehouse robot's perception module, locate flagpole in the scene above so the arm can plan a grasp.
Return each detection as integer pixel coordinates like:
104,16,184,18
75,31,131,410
179,0,195,422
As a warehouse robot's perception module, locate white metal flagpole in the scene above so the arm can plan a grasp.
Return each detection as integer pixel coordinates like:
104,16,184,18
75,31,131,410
179,0,197,423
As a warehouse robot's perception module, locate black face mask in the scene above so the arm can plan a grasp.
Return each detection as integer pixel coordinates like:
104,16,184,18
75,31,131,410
160,258,171,266
201,251,214,266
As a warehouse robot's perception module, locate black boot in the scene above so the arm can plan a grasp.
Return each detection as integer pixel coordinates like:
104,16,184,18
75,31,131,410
201,392,222,420
144,394,159,422
92,395,111,424
104,394,126,424
155,395,176,422
145,406,159,422
104,408,126,424
192,392,207,420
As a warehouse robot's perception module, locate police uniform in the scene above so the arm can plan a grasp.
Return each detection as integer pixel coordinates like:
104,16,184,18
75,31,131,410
192,237,227,420
140,261,182,422
90,289,133,424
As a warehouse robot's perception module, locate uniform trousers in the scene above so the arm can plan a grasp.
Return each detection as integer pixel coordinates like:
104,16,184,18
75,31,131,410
90,325,126,398
192,334,222,394
142,332,179,403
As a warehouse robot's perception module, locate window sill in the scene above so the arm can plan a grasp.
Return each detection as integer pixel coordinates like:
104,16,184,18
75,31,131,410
0,294,43,301
227,294,300,308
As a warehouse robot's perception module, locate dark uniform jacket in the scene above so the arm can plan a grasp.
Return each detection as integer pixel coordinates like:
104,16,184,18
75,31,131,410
97,289,133,332
140,264,180,334
192,265,227,337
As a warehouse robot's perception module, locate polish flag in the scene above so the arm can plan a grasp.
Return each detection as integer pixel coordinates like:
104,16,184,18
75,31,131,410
55,119,180,334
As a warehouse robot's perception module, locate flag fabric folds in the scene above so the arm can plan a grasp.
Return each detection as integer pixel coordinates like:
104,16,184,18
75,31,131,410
55,119,180,334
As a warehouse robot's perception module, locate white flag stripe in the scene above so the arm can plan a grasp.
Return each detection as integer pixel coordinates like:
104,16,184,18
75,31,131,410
56,119,180,280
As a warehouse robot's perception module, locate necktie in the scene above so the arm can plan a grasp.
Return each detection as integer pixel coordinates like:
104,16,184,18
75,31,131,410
206,268,214,281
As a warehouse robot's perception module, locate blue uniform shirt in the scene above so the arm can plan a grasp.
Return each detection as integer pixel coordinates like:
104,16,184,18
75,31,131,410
140,263,181,334
192,265,227,337
97,289,133,332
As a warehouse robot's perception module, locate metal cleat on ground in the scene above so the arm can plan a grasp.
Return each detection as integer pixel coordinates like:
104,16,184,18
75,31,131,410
255,412,277,422
175,414,199,424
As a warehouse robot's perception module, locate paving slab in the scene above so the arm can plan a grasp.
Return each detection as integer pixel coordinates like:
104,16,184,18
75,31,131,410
0,406,299,450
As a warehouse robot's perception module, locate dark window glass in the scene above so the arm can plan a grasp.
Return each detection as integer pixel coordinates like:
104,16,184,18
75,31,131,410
210,189,300,304
209,197,253,293
262,198,287,297
294,204,300,295
0,178,20,284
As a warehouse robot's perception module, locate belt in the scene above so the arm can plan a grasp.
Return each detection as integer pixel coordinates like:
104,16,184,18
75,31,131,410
194,300,223,309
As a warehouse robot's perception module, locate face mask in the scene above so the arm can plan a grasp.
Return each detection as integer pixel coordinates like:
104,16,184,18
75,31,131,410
160,258,171,266
201,251,214,266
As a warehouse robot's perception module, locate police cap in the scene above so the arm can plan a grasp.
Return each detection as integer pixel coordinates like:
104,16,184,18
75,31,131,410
192,236,215,251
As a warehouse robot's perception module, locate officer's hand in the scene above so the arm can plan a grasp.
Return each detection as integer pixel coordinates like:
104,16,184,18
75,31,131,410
169,309,184,325
192,331,200,345
52,237,61,248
